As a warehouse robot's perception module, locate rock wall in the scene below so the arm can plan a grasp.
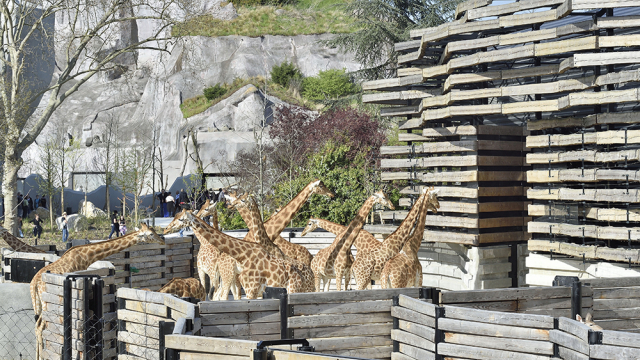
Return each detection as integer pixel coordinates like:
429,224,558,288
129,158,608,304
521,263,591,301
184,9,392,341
22,34,358,187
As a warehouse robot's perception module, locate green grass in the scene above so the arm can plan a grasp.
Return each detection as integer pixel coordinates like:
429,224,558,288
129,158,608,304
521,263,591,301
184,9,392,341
172,5,358,38
180,76,318,118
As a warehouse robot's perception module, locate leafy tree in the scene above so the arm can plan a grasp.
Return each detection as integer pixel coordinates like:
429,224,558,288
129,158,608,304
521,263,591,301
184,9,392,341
216,202,247,230
272,141,375,226
325,0,461,80
270,62,303,88
301,69,358,101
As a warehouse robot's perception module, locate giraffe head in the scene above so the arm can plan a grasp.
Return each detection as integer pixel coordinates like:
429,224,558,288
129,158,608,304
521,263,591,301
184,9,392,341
309,180,335,198
196,200,217,217
373,190,395,210
136,222,165,245
164,208,199,234
425,187,440,213
301,218,320,236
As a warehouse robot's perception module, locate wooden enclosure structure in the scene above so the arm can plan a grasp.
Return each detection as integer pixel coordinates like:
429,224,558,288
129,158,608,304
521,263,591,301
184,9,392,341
363,0,640,281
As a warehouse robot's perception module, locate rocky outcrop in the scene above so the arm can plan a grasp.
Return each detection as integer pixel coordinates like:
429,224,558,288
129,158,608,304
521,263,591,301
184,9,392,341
56,214,88,232
79,200,107,219
22,34,358,186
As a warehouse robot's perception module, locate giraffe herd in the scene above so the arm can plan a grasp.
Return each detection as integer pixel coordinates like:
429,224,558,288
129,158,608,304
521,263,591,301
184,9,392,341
0,180,438,360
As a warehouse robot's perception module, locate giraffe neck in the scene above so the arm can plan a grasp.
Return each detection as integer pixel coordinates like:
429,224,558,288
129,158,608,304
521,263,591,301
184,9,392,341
315,219,347,236
189,216,252,264
264,182,315,238
62,231,140,270
0,228,44,253
336,196,376,255
242,200,284,258
404,194,430,256
383,192,426,254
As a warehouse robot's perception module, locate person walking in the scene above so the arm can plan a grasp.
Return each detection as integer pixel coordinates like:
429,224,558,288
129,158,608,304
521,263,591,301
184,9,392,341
119,216,127,235
61,212,69,243
157,189,168,217
108,210,120,239
166,192,175,218
32,214,43,241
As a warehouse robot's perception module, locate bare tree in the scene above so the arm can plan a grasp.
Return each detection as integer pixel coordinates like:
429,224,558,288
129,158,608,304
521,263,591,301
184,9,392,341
51,123,81,215
92,115,120,216
35,138,57,230
0,0,199,235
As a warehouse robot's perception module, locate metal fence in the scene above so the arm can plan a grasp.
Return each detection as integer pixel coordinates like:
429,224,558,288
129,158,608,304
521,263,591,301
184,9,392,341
0,307,36,360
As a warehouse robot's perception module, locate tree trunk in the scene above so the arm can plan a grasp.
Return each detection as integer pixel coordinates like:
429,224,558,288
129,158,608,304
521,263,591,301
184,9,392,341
49,195,53,231
2,153,20,236
106,182,110,216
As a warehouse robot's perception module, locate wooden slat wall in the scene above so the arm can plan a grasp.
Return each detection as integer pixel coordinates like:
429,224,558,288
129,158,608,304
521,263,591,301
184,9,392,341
1,249,59,283
116,288,198,360
198,299,281,340
40,269,117,360
391,295,437,360
164,334,258,360
582,277,640,331
438,285,593,318
287,288,421,360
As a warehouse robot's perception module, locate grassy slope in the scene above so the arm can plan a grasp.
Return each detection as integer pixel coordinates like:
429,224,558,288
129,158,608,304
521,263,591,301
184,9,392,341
173,1,356,38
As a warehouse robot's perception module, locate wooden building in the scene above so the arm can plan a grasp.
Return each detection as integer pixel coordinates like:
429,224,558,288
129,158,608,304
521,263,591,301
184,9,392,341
363,0,640,288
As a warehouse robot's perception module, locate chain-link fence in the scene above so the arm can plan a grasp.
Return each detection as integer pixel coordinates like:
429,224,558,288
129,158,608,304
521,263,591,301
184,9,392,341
0,307,36,360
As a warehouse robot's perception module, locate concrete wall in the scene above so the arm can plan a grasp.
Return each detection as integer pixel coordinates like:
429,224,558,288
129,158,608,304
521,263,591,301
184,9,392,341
10,173,202,217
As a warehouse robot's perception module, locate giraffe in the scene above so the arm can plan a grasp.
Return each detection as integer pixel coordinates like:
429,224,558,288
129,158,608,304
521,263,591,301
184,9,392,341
164,210,298,298
309,191,394,292
30,222,164,360
0,226,45,253
381,187,439,288
159,277,206,301
165,208,241,301
191,201,240,300
229,195,306,293
351,187,436,290
227,180,334,266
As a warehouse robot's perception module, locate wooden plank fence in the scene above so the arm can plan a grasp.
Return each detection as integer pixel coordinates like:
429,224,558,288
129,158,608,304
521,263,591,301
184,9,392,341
582,277,640,332
198,299,281,340
40,268,117,360
390,292,640,360
116,288,199,360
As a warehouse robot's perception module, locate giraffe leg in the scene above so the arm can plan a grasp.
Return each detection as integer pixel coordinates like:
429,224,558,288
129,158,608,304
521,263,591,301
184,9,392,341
344,267,352,291
314,273,321,292
217,275,233,301
197,268,208,299
334,265,343,292
323,277,331,292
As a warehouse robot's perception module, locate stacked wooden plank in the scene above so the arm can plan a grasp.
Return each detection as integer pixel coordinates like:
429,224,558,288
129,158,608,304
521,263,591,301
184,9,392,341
391,295,437,360
163,335,258,360
198,299,281,340
40,268,117,360
102,235,193,291
286,288,420,359
438,305,555,359
373,126,528,247
116,288,198,360
525,252,640,286
590,330,640,359
439,286,592,318
117,288,199,360
1,248,58,282
582,277,640,331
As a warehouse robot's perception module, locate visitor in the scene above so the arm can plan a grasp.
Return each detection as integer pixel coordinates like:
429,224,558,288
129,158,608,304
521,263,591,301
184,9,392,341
178,188,189,211
17,193,23,218
217,188,225,203
35,195,40,209
22,195,28,219
61,212,69,242
157,189,167,217
108,210,120,239
32,214,43,240
166,192,175,217
119,216,127,235
40,196,46,209
27,195,33,215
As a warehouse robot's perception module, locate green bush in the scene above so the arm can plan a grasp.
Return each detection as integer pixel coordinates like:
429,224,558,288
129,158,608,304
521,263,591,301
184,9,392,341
203,84,227,101
231,0,297,6
301,69,358,101
271,61,303,88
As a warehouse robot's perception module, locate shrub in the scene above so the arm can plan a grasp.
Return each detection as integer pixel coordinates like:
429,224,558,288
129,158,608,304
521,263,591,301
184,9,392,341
203,84,227,101
271,61,302,88
301,69,358,101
